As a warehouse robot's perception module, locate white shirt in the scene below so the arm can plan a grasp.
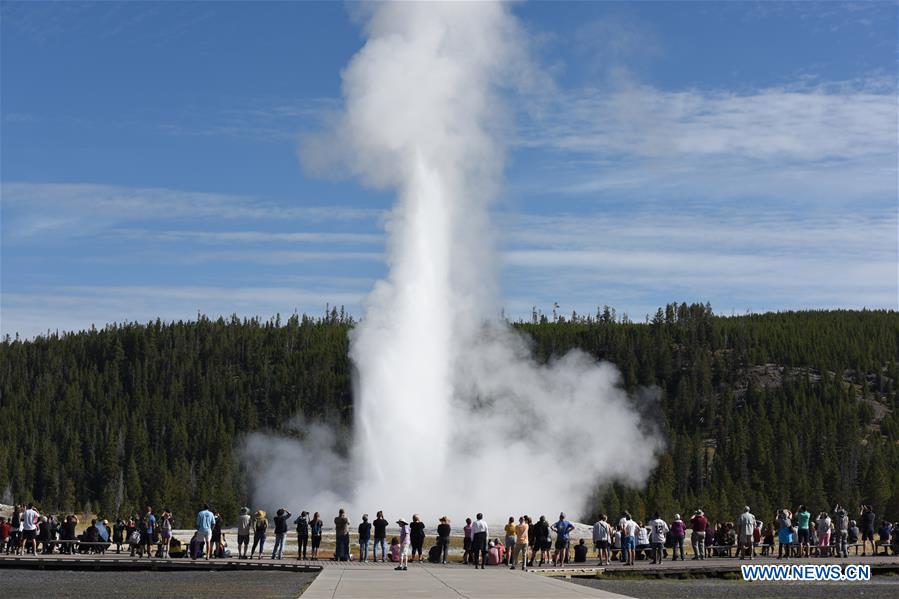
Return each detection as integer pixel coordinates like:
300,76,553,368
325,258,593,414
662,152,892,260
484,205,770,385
636,527,649,545
22,509,39,531
237,514,252,536
472,519,488,535
649,518,669,544
817,517,832,534
738,512,756,536
622,519,639,537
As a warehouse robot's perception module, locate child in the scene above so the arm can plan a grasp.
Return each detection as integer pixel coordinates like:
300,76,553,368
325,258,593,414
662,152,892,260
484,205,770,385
389,537,401,562
396,519,410,571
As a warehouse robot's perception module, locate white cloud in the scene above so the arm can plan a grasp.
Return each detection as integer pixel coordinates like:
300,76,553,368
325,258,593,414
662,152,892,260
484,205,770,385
514,80,897,203
0,182,384,241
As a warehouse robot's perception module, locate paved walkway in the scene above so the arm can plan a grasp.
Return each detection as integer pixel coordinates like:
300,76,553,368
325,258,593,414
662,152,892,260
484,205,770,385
301,563,632,599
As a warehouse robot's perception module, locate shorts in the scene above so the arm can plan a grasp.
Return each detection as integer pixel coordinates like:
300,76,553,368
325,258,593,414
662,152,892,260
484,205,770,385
622,536,636,550
555,538,569,550
238,534,250,544
401,543,410,556
862,529,875,541
798,529,809,544
22,529,36,541
463,537,471,550
199,531,212,543
595,540,609,550
505,535,516,547
161,530,172,540
739,533,753,545
541,540,553,551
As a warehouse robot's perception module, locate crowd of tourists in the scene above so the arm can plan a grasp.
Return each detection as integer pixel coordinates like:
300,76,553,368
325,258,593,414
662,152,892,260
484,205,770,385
591,504,899,567
3,501,898,569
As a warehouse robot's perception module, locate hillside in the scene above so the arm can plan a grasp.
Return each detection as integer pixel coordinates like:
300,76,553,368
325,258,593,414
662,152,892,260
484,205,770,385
2,304,897,524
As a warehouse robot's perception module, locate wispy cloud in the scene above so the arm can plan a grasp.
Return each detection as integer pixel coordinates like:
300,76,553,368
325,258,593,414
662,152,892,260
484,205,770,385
122,229,383,245
1,182,384,241
513,78,896,204
497,207,897,319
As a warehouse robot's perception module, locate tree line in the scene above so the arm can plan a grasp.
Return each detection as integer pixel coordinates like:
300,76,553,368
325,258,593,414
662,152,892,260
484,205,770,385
2,304,897,526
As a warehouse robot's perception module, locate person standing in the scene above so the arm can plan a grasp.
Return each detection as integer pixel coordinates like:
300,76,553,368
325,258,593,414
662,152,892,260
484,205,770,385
531,515,552,566
212,512,226,558
334,508,350,561
737,506,757,560
21,504,40,555
9,506,22,555
437,516,451,564
472,513,488,569
796,505,811,557
113,518,125,554
504,517,517,566
159,510,173,558
358,514,372,562
462,518,473,564
372,511,388,562
141,507,156,559
251,510,268,559
592,515,612,565
552,513,574,566
511,516,529,570
861,505,877,556
817,511,832,557
620,512,639,566
833,504,849,558
294,511,309,560
669,514,686,561
648,513,669,565
63,515,78,555
310,512,323,560
777,509,793,559
396,518,411,571
690,509,708,560
195,504,215,560
37,517,50,554
237,507,252,559
271,508,291,559
410,514,425,562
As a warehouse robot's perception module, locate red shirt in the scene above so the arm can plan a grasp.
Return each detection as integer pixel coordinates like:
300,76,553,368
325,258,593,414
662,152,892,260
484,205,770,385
690,515,708,533
0,521,11,540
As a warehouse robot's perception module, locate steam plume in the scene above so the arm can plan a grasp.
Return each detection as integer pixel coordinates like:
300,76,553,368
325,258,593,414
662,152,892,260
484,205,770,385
245,2,659,522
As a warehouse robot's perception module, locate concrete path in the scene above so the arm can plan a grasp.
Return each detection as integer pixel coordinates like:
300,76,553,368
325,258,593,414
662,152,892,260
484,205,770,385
301,563,632,599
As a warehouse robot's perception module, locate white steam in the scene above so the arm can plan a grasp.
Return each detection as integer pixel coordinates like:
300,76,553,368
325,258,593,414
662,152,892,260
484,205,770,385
244,2,659,522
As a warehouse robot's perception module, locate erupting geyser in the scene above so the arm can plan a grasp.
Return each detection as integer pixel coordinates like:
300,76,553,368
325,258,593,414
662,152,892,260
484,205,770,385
245,1,659,521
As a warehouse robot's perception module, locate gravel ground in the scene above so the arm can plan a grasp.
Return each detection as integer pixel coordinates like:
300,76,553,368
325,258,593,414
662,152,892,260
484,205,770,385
0,569,318,598
568,576,899,598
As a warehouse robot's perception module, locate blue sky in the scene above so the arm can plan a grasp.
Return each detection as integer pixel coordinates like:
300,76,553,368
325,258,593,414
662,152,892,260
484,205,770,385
1,1,896,338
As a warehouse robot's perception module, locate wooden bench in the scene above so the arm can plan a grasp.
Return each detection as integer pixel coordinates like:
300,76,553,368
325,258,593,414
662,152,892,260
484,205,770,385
706,544,735,558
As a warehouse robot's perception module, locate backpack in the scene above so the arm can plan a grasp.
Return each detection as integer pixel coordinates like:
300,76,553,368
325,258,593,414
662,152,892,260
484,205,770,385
428,545,441,563
296,518,308,536
128,530,142,545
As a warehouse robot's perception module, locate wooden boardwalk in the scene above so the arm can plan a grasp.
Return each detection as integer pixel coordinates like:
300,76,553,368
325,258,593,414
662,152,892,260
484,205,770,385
0,553,320,573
